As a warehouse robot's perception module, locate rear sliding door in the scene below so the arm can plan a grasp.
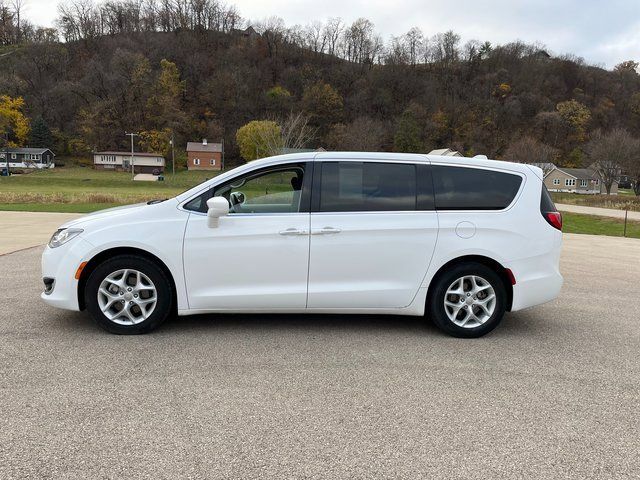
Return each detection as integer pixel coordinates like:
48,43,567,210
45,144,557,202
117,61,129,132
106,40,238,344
307,160,438,309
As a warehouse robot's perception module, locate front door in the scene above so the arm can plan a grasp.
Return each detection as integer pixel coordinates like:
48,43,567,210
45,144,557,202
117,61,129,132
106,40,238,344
307,160,438,309
183,162,311,310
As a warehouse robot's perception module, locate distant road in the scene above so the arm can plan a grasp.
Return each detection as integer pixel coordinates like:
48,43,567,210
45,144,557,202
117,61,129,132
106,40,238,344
0,211,82,255
556,203,640,221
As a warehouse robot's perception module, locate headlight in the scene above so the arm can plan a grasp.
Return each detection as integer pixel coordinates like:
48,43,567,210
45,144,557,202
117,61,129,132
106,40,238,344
48,228,84,248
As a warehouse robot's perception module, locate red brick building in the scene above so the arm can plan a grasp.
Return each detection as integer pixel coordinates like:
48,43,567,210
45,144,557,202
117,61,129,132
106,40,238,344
186,140,223,171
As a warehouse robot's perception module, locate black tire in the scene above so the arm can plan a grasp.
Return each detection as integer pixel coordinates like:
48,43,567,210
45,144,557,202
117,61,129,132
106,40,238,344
85,254,173,334
427,262,506,338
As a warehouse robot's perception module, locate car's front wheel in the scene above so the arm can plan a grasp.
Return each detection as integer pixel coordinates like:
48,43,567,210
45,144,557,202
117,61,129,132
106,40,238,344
427,262,506,338
85,255,173,334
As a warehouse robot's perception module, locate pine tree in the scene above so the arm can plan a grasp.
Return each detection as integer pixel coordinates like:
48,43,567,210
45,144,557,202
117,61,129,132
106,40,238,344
394,107,424,153
29,117,52,148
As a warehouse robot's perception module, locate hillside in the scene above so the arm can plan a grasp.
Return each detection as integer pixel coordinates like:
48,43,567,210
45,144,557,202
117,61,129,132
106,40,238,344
1,19,640,168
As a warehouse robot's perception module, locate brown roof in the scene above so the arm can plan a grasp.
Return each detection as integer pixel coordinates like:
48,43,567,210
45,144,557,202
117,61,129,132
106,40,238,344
186,142,223,153
556,167,598,180
94,151,163,158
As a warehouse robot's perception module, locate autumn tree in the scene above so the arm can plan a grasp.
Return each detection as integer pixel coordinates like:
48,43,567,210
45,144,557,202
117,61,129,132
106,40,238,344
147,59,186,129
0,95,29,146
236,120,281,161
556,100,591,142
302,81,343,131
265,86,292,114
139,128,172,155
587,128,640,195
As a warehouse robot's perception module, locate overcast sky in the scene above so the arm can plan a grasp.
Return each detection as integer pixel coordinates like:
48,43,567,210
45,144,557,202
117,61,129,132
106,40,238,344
23,0,639,69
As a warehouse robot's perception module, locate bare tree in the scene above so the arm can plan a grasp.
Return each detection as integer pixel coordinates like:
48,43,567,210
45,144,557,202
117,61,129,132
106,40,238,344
404,27,423,66
259,112,317,157
303,20,325,54
9,0,23,41
323,17,342,56
587,128,640,195
504,136,557,174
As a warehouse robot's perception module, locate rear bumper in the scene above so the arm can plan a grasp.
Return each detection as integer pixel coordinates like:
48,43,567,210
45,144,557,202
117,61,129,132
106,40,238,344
508,247,563,311
510,270,563,311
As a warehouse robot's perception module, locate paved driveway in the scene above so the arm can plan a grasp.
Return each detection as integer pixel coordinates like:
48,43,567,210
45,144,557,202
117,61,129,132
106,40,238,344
1,234,639,479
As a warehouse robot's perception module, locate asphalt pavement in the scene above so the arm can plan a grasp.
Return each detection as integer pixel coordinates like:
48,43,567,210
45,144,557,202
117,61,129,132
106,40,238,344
1,233,639,479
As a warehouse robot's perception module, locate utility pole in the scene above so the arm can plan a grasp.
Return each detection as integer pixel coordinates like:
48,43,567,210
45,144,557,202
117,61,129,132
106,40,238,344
125,132,139,179
170,131,175,177
3,132,9,176
221,137,225,171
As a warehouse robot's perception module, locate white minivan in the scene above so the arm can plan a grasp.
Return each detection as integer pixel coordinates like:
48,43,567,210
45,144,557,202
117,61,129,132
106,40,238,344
41,152,563,337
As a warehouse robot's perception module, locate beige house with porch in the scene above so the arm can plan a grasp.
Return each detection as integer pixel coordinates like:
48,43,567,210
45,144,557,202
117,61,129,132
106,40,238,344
544,166,618,195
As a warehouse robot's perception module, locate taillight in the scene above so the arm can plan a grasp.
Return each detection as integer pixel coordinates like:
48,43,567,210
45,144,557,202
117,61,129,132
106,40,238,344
544,212,562,231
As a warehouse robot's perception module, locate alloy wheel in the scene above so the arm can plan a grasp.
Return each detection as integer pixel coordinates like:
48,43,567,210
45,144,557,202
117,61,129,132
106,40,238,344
97,269,157,325
443,275,496,328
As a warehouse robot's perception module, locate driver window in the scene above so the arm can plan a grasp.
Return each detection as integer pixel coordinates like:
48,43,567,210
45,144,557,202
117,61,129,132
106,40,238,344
214,166,305,214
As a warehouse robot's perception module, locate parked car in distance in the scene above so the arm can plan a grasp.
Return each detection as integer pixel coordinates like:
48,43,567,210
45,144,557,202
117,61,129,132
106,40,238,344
41,152,563,338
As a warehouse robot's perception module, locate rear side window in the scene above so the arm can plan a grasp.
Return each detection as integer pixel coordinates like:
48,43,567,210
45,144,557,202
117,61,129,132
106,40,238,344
432,166,522,210
540,184,557,213
318,162,417,212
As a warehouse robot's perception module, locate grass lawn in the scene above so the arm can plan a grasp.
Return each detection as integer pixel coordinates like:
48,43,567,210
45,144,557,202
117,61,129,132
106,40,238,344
0,165,220,208
551,191,640,212
562,212,640,239
0,202,123,213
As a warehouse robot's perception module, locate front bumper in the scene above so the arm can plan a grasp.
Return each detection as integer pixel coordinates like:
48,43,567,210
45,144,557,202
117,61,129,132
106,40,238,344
41,238,94,311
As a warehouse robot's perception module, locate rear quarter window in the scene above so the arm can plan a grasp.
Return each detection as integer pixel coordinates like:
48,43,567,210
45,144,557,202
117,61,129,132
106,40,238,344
432,165,523,210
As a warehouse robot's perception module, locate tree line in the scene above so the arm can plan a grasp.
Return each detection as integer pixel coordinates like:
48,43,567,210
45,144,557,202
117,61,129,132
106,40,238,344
1,0,639,192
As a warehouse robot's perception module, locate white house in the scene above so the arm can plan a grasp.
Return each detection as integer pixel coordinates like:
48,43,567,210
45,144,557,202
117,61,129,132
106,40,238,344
93,151,165,174
0,147,55,169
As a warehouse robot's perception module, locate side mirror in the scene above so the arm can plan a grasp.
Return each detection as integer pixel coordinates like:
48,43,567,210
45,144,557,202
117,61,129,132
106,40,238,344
230,191,245,206
206,197,229,228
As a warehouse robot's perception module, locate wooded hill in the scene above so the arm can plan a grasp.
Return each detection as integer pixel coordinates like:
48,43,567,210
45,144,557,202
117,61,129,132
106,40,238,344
1,0,640,169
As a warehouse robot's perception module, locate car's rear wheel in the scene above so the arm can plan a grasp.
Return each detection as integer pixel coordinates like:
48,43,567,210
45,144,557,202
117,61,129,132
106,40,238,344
427,262,506,338
85,255,173,334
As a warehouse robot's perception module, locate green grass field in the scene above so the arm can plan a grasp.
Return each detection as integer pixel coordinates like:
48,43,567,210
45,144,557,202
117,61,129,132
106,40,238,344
562,212,640,239
0,166,219,210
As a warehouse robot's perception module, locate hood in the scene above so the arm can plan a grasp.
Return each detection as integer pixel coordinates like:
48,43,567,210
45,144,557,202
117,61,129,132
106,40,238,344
59,200,174,229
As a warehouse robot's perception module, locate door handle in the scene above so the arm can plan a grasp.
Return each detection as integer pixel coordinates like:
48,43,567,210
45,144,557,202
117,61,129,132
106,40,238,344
279,228,308,236
311,227,342,235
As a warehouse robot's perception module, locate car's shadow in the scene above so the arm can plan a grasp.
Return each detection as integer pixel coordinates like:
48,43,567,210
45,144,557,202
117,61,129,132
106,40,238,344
160,310,542,338
52,308,542,338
